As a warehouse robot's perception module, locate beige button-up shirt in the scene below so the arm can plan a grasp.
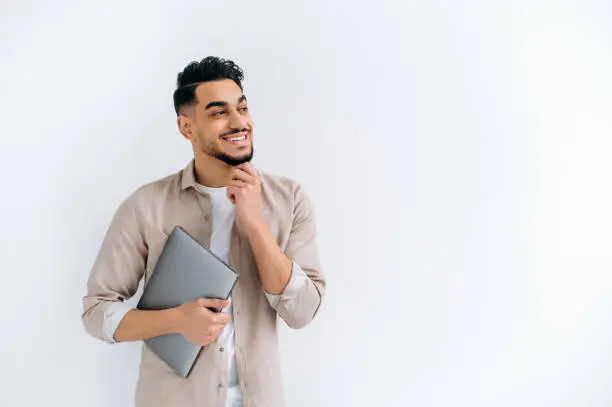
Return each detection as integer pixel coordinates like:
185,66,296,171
81,160,326,407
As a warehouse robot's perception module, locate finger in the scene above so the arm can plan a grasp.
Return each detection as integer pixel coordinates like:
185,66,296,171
238,163,257,177
212,313,231,325
200,332,218,346
228,179,247,188
214,325,225,337
227,189,236,203
231,169,253,184
195,298,226,309
238,165,259,187
227,186,243,199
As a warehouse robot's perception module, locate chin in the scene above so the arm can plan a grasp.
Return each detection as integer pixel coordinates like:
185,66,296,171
213,147,254,166
231,145,253,159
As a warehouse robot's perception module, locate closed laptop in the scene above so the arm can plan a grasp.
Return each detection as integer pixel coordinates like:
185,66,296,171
136,226,238,377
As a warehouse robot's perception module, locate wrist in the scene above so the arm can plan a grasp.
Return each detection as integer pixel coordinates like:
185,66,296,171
165,306,184,335
242,216,266,237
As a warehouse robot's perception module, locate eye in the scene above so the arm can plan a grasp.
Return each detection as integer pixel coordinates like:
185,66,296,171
213,110,226,117
239,106,249,113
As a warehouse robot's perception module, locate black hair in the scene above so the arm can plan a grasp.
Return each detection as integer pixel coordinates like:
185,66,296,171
173,56,244,115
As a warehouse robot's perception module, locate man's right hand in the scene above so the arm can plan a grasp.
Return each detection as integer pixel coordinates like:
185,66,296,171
175,298,230,346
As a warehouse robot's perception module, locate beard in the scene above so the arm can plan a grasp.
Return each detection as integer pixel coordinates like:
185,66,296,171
210,146,254,166
200,132,254,166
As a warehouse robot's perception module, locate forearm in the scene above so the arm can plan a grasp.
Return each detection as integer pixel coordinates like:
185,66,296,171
113,308,181,343
244,219,292,295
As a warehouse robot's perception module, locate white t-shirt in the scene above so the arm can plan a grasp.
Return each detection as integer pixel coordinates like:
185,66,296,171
196,183,242,406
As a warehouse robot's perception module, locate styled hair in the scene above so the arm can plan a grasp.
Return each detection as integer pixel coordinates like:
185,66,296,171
173,56,244,115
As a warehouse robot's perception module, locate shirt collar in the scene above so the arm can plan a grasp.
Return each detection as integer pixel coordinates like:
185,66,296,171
180,159,197,190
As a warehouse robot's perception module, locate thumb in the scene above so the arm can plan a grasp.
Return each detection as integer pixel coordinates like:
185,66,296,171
227,189,236,204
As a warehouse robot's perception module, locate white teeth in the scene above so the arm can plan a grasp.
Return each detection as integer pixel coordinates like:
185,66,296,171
226,135,246,142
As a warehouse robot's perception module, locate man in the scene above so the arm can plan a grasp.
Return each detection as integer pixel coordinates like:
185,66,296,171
82,56,326,407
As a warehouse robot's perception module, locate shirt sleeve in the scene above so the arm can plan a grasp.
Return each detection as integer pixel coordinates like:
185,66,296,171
264,261,309,309
102,301,134,343
265,183,326,329
81,192,147,343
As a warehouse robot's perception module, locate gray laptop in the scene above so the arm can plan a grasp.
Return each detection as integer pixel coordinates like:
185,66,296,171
136,225,238,377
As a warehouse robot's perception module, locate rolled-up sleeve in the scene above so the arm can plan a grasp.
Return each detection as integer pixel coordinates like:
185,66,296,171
268,183,326,329
264,261,309,309
102,301,134,343
81,193,146,343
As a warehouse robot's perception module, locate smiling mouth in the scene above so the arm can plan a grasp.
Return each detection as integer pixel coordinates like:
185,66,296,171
221,132,249,145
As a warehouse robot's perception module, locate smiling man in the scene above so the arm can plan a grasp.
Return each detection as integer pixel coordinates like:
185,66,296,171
82,57,326,407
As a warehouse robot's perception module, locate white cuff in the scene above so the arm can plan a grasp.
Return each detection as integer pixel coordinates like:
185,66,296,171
102,302,133,343
265,261,308,308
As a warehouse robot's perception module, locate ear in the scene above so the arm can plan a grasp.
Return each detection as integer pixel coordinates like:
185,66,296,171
177,114,195,141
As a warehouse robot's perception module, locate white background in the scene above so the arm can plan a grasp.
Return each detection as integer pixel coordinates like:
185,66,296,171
1,0,612,406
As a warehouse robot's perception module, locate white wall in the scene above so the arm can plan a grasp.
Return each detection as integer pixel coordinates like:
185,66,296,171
1,0,612,406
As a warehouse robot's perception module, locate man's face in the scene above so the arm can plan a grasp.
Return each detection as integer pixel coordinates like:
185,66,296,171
184,79,254,166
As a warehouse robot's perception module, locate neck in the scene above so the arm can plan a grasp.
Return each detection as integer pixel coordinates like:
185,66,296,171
193,152,234,188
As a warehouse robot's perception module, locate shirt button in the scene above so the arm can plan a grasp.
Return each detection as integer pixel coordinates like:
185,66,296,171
204,214,210,221
219,347,225,352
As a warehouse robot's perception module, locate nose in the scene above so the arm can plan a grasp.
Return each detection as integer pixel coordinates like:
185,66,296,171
228,108,247,130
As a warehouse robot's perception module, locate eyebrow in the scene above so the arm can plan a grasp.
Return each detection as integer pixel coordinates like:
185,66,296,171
205,95,248,110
